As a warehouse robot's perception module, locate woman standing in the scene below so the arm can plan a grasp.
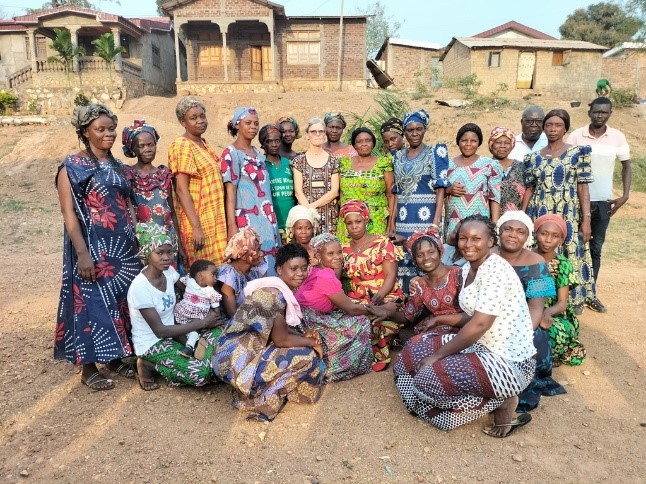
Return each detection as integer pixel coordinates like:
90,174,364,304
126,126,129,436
445,123,503,240
488,127,525,214
213,243,325,421
291,118,340,235
522,109,595,311
56,104,140,390
276,115,301,160
221,107,281,275
168,97,227,268
259,124,296,239
380,117,405,154
323,112,357,157
337,127,395,241
392,109,449,294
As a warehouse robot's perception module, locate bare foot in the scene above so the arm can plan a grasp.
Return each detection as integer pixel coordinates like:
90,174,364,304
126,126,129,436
487,395,519,437
136,358,160,391
81,363,114,391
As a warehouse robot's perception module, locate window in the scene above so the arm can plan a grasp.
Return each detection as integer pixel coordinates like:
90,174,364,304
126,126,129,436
120,35,130,58
197,44,232,67
152,44,160,68
488,51,501,68
552,51,564,66
286,30,320,65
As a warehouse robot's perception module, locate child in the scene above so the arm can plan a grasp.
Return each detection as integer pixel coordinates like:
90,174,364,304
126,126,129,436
173,259,222,358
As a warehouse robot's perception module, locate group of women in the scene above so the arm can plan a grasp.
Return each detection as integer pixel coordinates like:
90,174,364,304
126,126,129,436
55,97,590,436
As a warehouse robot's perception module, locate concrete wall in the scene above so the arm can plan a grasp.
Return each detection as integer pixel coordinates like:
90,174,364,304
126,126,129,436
441,41,472,80
138,29,177,94
603,51,646,98
0,34,29,84
381,43,440,90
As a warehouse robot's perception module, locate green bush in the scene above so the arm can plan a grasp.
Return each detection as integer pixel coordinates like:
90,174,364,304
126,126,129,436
74,93,91,106
0,91,18,113
609,87,637,107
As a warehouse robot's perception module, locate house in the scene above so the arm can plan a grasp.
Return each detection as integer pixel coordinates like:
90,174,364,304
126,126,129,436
602,42,646,98
374,38,443,90
160,0,367,94
440,21,607,98
0,5,180,109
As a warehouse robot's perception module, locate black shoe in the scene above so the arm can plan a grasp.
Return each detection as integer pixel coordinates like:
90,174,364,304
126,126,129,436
586,298,607,313
178,345,194,358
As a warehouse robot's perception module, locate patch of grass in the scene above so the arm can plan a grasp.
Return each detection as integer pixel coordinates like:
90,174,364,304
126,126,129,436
614,156,646,193
1,199,28,212
604,216,646,263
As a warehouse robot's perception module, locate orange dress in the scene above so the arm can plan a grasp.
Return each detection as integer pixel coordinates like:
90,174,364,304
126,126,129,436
168,137,227,267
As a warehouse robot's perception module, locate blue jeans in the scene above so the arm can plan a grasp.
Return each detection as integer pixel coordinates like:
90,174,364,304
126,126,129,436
589,201,611,283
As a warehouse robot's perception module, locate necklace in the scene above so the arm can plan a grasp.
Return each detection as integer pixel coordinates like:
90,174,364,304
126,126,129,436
350,235,374,254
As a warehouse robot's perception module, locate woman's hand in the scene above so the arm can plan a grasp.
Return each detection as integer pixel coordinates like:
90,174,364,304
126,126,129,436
201,309,227,329
371,292,385,306
77,251,96,282
387,232,406,245
415,354,440,374
415,317,437,334
304,330,324,358
447,182,466,197
177,244,187,266
539,314,554,330
366,304,389,323
192,225,205,251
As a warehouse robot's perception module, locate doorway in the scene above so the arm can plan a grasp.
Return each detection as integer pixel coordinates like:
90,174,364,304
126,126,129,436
251,46,272,81
516,51,536,89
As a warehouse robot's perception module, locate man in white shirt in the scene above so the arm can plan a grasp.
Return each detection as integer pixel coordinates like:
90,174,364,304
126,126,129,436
508,105,548,162
567,97,631,313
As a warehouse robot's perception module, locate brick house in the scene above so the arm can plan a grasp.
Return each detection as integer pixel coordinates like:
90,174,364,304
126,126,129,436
374,38,443,90
0,6,180,110
440,21,607,98
602,42,646,99
160,0,367,94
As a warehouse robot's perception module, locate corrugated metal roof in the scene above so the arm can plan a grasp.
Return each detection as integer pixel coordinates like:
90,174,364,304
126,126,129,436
472,21,556,40
388,38,441,50
603,42,646,57
455,37,607,51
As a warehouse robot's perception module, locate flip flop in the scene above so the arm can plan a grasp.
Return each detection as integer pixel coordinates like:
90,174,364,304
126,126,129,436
82,372,115,391
482,412,532,438
108,361,136,379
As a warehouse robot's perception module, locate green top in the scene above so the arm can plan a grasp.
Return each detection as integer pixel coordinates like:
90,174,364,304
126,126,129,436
266,155,296,231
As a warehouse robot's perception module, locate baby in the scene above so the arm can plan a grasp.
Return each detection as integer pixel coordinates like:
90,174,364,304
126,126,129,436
174,259,222,358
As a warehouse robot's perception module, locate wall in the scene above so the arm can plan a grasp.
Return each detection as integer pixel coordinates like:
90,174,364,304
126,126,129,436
441,41,472,80
0,33,30,85
171,0,272,18
602,51,646,98
138,29,177,94
381,43,440,90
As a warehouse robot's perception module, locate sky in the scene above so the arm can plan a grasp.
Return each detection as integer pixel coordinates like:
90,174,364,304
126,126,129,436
7,0,598,46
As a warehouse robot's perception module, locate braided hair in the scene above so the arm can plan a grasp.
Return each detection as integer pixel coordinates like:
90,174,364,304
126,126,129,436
459,214,499,246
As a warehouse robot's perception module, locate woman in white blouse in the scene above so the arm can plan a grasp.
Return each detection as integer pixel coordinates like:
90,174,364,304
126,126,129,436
389,214,536,437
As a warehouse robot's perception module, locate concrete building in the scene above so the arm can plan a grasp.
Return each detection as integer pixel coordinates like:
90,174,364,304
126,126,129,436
602,42,646,99
374,38,443,90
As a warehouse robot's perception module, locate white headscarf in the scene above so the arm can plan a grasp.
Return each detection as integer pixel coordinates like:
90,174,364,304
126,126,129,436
285,205,321,232
497,210,535,248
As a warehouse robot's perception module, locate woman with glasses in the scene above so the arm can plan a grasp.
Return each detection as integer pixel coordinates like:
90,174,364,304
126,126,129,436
488,127,524,214
291,117,341,235
392,109,449,294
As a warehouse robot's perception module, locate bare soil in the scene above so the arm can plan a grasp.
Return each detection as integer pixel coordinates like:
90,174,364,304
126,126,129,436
1,89,645,483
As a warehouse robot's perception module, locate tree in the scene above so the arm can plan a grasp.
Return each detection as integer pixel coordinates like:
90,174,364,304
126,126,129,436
627,0,646,40
47,27,85,79
92,32,126,80
356,1,401,59
559,2,642,47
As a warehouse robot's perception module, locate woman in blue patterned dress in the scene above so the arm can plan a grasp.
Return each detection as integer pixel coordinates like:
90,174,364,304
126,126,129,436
392,109,449,294
221,107,281,275
55,104,140,391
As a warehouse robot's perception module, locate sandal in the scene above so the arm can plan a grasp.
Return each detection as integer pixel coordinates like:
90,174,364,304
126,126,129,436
82,372,115,391
483,413,532,438
107,361,136,379
585,298,607,313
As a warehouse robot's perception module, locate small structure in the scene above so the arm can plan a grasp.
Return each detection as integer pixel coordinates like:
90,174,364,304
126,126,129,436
441,21,607,97
160,0,368,94
602,42,646,98
374,37,443,90
0,5,179,107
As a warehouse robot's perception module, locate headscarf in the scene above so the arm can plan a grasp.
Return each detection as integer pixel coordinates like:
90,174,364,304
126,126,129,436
224,227,260,262
71,103,117,138
122,119,160,158
229,107,257,128
380,117,404,135
276,115,301,138
405,228,444,256
135,222,177,259
488,126,516,151
339,199,370,221
310,233,340,254
285,205,321,232
244,277,302,327
534,214,568,240
259,124,282,147
323,112,346,128
496,210,535,248
402,109,430,128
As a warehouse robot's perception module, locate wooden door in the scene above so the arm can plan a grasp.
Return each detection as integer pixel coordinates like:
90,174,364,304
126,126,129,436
262,46,272,80
251,46,262,81
516,52,536,89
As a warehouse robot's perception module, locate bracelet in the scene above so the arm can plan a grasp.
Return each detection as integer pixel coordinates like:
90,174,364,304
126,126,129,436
429,223,440,230
583,213,591,217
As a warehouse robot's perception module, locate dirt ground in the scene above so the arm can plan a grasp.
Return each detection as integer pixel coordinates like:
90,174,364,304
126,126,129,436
0,89,645,483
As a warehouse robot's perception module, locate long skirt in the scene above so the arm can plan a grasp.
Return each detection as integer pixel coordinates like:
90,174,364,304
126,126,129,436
394,327,535,431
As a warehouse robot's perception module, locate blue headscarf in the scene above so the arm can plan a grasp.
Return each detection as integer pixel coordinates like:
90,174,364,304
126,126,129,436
402,109,430,128
229,107,258,128
121,119,159,158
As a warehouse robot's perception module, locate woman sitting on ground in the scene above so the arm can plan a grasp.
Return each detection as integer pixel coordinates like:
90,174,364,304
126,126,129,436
533,214,586,366
216,227,268,320
128,223,224,391
387,215,536,436
341,199,404,372
284,204,321,264
213,243,325,421
494,211,564,413
295,233,373,382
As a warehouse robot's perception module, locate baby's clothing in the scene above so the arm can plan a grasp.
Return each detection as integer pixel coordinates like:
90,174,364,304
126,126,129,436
174,276,222,348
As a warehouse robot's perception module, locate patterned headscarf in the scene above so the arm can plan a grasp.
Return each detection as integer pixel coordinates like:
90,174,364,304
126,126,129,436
259,123,282,148
224,227,261,262
229,107,258,128
497,210,535,248
135,222,177,259
71,103,117,139
310,233,340,254
122,119,160,158
402,109,430,128
285,205,321,232
405,228,444,256
323,112,347,128
276,115,301,138
380,117,404,135
534,214,568,240
488,126,516,151
339,199,370,221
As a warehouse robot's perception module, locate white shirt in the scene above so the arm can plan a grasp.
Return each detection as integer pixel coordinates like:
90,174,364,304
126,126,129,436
460,255,535,362
567,125,630,201
128,266,180,355
508,132,548,162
